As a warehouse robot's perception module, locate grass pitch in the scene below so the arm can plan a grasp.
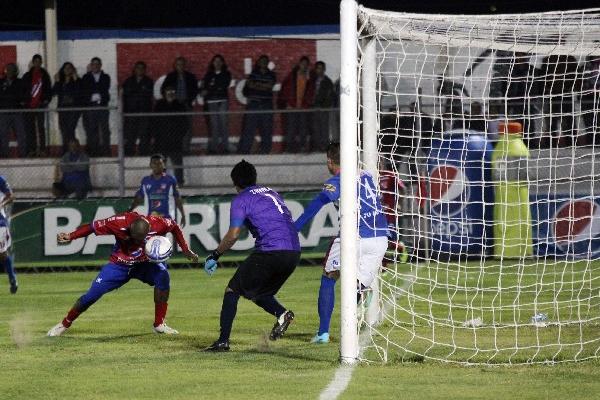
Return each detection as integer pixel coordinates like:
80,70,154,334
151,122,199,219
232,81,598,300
1,266,600,400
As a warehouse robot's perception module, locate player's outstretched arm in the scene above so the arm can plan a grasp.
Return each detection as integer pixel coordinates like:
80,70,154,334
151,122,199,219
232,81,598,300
58,223,94,243
168,223,197,262
294,191,332,231
204,226,241,276
175,197,186,227
128,194,143,212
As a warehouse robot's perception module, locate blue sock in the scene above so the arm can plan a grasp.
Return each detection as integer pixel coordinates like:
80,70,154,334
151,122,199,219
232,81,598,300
2,255,17,286
318,275,336,335
219,291,240,342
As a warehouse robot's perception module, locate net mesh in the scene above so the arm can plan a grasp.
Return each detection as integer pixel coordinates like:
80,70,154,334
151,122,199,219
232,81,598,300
355,5,600,364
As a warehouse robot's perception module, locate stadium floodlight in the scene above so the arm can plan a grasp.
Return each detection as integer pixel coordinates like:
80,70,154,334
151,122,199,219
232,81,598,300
340,0,600,364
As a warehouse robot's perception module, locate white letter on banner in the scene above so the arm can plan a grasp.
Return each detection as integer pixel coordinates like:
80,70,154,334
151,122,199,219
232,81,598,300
44,208,84,255
304,203,340,246
184,204,219,250
218,202,255,250
82,206,117,255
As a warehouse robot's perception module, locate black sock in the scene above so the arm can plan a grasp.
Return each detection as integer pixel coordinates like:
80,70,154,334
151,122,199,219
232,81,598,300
218,291,240,342
254,295,286,318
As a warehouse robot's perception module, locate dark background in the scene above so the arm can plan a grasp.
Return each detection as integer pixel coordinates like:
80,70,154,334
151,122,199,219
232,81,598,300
0,0,599,31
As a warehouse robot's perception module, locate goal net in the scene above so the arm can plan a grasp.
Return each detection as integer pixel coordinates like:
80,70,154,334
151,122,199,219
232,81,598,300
340,0,600,364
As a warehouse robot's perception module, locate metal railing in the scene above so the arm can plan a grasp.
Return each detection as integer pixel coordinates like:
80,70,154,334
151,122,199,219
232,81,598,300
0,105,339,198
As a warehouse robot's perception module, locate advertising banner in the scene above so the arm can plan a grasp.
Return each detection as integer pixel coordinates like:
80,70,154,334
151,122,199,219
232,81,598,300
10,192,338,268
532,195,600,259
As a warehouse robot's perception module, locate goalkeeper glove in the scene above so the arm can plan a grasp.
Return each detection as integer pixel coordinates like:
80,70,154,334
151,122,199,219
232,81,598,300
204,250,221,276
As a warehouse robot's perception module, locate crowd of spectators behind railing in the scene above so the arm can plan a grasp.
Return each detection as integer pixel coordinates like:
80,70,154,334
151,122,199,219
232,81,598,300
380,52,600,173
1,51,599,171
0,53,338,163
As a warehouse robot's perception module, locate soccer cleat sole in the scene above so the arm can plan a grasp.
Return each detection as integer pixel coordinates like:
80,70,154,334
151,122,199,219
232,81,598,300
269,311,294,341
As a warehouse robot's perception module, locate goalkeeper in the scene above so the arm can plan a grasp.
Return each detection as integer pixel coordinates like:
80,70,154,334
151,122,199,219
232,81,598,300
202,160,300,352
294,143,388,344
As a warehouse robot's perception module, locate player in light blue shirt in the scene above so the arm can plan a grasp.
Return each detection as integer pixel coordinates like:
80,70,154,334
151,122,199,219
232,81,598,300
0,175,17,294
129,154,186,226
294,143,388,344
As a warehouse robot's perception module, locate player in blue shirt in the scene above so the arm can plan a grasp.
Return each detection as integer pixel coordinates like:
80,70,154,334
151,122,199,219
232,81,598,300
129,154,186,226
0,175,17,294
202,160,300,351
295,143,388,344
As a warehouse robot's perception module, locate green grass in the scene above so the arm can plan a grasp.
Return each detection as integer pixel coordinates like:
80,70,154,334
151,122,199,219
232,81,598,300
1,266,600,399
369,259,600,364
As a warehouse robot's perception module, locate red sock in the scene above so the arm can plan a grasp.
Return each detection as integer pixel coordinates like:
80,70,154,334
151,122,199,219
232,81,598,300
62,308,82,328
154,302,168,327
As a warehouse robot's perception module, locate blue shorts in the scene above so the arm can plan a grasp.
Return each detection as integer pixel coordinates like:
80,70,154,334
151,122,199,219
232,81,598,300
79,262,170,308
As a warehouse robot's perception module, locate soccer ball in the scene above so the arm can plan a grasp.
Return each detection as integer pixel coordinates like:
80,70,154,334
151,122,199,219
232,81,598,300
144,236,173,263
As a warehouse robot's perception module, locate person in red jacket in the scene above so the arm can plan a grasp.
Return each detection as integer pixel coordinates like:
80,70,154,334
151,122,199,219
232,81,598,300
278,56,313,153
47,212,198,337
22,54,52,157
379,169,408,267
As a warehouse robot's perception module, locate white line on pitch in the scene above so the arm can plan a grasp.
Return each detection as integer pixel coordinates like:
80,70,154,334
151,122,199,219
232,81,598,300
318,264,420,400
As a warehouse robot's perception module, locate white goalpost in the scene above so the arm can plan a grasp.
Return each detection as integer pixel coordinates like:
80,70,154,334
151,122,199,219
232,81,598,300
340,0,600,364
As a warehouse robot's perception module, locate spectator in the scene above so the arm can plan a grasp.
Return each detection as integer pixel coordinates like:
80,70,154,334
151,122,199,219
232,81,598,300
153,85,186,185
0,63,26,158
122,61,154,156
161,57,198,155
467,101,486,133
161,57,198,108
305,61,335,152
278,56,311,153
53,62,82,152
540,54,579,147
81,57,111,156
52,138,92,200
238,55,276,154
486,102,504,145
410,96,441,155
579,56,600,146
202,55,232,154
331,77,341,143
22,54,52,157
504,53,543,141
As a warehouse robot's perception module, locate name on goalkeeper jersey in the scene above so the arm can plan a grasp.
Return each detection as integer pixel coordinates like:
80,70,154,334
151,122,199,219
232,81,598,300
249,187,272,195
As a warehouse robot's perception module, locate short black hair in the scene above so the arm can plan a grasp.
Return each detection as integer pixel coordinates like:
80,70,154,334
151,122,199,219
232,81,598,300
91,57,102,64
150,153,165,162
327,142,340,165
231,159,257,189
32,54,42,62
315,61,326,69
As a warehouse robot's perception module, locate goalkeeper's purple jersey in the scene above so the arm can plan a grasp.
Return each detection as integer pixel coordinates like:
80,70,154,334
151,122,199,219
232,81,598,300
229,186,300,252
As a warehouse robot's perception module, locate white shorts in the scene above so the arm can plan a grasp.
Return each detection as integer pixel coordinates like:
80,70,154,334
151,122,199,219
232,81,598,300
0,226,11,253
324,236,388,287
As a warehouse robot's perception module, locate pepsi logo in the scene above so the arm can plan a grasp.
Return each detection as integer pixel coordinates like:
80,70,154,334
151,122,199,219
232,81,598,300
553,199,600,251
430,165,470,217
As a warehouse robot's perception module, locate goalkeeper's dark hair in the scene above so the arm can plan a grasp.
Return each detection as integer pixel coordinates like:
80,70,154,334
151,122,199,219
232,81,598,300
231,159,257,189
150,153,165,162
327,142,340,165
